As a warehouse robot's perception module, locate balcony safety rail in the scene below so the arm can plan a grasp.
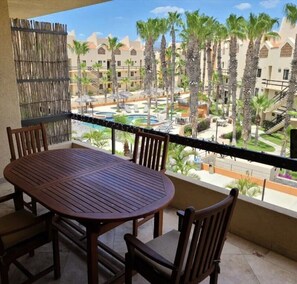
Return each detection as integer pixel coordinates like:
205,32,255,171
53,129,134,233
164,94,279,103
71,113,297,172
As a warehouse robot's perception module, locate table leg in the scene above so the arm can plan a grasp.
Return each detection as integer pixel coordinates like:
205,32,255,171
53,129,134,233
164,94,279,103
153,210,163,238
86,225,99,284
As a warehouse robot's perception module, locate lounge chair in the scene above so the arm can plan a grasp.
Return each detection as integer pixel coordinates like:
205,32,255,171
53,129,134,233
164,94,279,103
156,120,174,133
125,104,132,113
143,105,148,113
134,104,139,113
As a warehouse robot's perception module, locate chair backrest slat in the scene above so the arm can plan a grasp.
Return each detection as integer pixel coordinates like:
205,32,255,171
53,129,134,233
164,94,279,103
132,130,169,171
173,188,238,283
7,123,48,161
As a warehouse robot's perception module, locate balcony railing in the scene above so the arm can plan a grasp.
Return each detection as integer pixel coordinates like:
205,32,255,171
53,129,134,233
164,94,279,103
71,113,297,171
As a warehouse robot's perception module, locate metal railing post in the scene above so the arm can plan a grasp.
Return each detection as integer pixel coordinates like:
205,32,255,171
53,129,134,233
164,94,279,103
111,128,116,155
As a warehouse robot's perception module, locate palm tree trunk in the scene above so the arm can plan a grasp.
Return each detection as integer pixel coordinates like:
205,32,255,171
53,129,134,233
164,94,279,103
284,33,297,130
242,41,254,148
160,35,169,119
111,52,119,111
171,27,176,120
202,47,206,92
229,36,238,145
186,36,200,138
217,41,225,116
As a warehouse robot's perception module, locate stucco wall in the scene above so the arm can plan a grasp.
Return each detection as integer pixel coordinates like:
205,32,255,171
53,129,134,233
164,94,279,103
0,0,22,179
167,172,297,262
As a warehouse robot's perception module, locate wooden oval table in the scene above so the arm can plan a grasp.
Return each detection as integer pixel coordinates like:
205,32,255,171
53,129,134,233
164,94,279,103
4,148,175,284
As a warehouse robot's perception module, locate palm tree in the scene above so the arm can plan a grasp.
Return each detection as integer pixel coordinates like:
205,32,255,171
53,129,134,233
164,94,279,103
101,74,109,103
205,17,217,105
241,13,278,148
251,93,273,145
283,4,297,131
168,12,183,120
124,58,134,91
227,177,261,197
82,128,110,148
102,37,124,111
92,62,102,95
216,24,228,116
136,18,160,127
167,143,199,177
121,77,130,91
226,14,245,145
183,11,209,138
158,18,170,118
68,40,89,113
113,114,134,156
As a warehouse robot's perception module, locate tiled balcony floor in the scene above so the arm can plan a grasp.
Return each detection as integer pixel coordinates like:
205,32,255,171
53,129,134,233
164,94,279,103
1,181,297,283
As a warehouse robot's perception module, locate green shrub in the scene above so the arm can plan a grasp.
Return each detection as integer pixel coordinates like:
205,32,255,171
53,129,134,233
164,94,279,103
183,118,211,135
222,127,242,141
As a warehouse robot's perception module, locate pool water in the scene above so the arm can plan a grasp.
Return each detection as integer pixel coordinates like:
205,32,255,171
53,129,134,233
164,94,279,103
81,114,159,130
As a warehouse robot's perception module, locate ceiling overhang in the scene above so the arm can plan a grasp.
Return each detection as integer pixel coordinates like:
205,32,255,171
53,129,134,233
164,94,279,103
8,0,110,19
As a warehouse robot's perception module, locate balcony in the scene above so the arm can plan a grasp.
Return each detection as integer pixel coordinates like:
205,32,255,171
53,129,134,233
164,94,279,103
1,179,297,283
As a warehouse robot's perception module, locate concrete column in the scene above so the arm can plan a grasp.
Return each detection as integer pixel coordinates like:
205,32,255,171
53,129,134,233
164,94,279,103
0,0,21,179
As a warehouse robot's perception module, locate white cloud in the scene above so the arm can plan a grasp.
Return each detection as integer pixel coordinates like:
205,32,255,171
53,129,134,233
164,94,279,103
235,3,252,10
260,0,280,9
115,16,124,20
150,6,185,15
95,31,103,36
79,33,85,37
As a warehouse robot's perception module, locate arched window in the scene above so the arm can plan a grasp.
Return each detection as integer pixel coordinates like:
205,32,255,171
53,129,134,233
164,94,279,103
130,49,137,56
280,43,293,57
98,47,105,55
114,49,121,55
259,46,268,58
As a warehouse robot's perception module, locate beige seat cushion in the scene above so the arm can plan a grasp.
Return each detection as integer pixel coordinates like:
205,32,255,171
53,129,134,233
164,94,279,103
136,229,189,278
0,209,46,251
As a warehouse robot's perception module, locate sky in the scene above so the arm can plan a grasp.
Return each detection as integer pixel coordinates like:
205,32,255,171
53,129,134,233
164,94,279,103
32,0,286,41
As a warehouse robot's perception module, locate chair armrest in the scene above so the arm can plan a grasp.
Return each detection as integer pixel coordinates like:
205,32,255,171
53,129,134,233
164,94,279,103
124,233,175,270
0,193,16,204
177,210,185,232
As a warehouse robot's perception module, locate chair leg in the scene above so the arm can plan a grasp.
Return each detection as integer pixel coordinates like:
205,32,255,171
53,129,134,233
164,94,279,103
209,262,220,284
132,219,138,237
52,227,61,279
31,199,37,215
0,264,10,284
125,253,133,284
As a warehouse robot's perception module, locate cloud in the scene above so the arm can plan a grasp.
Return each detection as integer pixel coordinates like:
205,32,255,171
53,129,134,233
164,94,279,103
150,6,185,15
79,33,85,37
235,3,252,10
95,31,103,36
115,16,124,20
260,0,280,9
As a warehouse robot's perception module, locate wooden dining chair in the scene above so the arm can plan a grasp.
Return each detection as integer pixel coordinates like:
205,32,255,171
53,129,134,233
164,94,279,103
131,130,169,236
0,192,60,283
6,123,48,214
124,188,239,284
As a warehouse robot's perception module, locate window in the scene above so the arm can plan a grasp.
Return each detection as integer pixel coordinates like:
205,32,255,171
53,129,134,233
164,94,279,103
117,72,121,77
131,71,134,77
114,49,121,55
130,49,137,56
257,69,262,78
117,61,121,66
255,88,259,96
283,69,289,80
98,60,102,65
98,47,105,55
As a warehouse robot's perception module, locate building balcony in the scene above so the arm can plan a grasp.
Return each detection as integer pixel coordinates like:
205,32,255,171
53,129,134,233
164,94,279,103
1,176,297,283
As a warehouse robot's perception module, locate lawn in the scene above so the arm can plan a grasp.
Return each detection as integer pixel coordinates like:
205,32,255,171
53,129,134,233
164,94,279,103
260,133,285,146
237,138,275,152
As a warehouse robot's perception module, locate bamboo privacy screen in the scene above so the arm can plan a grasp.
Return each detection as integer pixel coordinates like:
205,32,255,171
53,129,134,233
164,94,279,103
11,19,71,144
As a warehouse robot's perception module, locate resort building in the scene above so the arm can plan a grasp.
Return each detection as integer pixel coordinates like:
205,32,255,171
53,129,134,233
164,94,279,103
220,18,297,132
67,32,145,96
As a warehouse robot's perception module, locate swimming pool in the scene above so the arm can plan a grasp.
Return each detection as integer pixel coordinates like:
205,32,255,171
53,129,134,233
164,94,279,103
81,114,159,130
94,111,115,118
